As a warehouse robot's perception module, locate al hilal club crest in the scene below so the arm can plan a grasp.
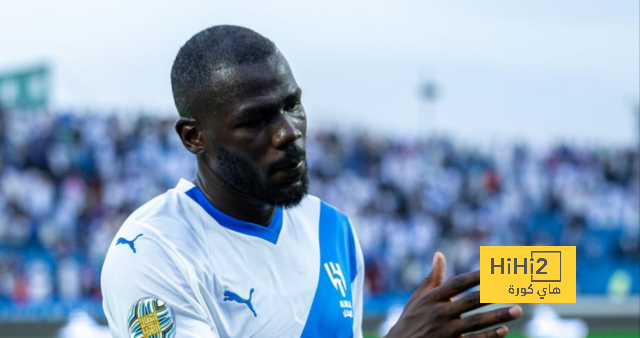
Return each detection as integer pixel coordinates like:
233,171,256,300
128,297,175,338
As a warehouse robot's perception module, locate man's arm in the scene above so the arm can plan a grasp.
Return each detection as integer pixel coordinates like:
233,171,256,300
386,253,522,338
101,222,218,337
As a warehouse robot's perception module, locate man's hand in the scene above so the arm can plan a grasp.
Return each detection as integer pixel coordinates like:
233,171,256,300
386,253,522,338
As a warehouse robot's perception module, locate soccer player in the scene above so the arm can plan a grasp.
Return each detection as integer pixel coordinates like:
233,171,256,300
101,25,522,337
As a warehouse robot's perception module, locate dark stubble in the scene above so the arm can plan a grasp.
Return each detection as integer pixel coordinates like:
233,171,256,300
213,143,309,208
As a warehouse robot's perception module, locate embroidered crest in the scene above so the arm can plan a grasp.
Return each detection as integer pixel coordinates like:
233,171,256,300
128,297,175,338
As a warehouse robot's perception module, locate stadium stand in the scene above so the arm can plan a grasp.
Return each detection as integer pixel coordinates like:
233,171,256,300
0,107,637,321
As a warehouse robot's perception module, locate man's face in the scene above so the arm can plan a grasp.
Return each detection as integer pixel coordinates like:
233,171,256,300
199,53,308,208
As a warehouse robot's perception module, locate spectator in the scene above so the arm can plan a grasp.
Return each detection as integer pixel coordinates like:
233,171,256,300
0,108,637,312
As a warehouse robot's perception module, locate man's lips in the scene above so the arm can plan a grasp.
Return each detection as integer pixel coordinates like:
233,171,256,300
272,159,303,172
280,161,303,171
270,160,305,181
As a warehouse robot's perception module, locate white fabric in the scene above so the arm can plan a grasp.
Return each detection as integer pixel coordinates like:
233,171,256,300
101,179,363,338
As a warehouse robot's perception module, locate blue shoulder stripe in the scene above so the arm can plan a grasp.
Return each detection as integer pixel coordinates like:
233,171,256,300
338,207,358,283
301,201,357,337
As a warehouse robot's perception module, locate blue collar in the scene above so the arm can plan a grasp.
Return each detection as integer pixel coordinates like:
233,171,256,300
184,186,283,244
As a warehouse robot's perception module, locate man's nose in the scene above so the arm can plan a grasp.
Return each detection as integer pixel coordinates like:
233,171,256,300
271,114,302,148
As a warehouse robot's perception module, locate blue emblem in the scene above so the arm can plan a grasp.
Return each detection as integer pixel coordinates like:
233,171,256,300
128,297,175,337
116,234,143,253
223,288,257,317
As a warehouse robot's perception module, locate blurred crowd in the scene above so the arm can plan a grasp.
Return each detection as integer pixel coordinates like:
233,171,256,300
0,108,638,308
308,126,639,296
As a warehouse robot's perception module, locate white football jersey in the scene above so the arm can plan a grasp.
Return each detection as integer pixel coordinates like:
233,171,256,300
101,179,364,338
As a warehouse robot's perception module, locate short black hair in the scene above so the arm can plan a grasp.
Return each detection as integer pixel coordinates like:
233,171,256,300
171,25,278,118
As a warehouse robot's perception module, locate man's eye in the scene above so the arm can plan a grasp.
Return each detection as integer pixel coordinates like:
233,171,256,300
284,101,300,112
243,119,265,128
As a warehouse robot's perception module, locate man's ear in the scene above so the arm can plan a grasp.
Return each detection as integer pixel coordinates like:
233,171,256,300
175,117,205,155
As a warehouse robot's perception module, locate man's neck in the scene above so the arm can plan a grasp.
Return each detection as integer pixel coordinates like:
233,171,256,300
192,165,276,227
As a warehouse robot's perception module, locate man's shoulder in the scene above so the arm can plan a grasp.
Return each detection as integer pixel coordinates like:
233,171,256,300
292,194,344,213
306,195,350,221
291,195,352,231
125,187,186,226
122,178,201,227
102,185,208,276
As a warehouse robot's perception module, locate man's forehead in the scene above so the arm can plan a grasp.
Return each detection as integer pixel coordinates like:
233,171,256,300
212,54,297,104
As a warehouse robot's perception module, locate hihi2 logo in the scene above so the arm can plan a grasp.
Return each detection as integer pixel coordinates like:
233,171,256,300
480,246,576,303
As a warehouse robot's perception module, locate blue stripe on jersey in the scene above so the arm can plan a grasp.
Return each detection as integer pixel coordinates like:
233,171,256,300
301,201,357,338
184,186,283,244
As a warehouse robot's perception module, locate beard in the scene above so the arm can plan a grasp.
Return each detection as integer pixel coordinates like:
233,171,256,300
212,143,309,208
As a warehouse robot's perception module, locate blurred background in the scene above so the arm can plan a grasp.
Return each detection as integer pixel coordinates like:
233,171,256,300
0,1,638,337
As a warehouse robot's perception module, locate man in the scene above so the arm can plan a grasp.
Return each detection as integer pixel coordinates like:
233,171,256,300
101,25,522,337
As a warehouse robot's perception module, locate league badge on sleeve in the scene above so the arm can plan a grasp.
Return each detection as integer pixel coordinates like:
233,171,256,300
127,297,176,338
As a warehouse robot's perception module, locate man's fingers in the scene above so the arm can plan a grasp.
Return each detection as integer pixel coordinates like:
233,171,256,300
406,252,446,306
463,325,509,338
436,270,480,299
455,306,522,335
426,252,446,288
447,291,490,315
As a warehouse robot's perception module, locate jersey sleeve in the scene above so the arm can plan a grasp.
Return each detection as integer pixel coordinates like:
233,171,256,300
101,222,218,338
350,219,365,338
